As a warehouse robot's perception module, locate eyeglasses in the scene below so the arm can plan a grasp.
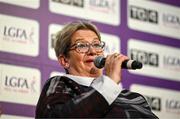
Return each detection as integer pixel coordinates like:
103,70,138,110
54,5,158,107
69,41,105,53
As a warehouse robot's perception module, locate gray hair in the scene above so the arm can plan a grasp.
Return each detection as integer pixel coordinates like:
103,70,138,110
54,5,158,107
54,21,101,57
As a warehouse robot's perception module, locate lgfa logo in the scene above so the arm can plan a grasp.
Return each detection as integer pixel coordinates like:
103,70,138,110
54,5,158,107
89,0,116,13
166,99,180,114
4,75,36,93
162,13,180,29
3,25,34,44
52,0,84,8
163,55,180,71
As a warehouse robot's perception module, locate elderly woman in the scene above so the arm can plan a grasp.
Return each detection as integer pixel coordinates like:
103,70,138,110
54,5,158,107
35,21,158,118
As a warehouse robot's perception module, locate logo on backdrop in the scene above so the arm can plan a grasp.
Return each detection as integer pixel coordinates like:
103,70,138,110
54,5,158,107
130,48,159,67
130,84,180,119
128,0,180,39
49,0,120,25
130,5,158,24
3,25,34,44
162,13,180,29
128,39,180,82
101,33,120,56
163,55,180,71
0,64,40,105
88,0,116,14
0,14,39,56
52,0,84,8
51,33,56,49
0,0,40,9
48,24,63,60
144,95,162,111
166,99,180,114
4,75,37,93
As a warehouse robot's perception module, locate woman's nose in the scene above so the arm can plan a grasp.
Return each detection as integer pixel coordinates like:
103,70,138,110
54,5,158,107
87,45,96,54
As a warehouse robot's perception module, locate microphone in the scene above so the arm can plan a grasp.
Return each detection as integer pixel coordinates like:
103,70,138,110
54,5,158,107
94,56,143,69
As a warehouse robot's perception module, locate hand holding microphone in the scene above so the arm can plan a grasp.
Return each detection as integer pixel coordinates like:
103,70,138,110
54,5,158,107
94,55,143,69
94,53,143,84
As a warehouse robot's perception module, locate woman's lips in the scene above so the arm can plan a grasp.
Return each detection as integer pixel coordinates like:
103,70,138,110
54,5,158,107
85,59,94,63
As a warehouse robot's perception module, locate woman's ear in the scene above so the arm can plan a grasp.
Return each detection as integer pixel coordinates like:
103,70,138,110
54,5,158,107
58,55,70,69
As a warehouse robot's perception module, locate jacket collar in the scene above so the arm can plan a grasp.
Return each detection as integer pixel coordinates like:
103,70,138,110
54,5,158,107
63,74,94,87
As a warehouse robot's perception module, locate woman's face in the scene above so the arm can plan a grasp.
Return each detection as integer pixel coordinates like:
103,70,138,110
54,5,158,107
65,29,104,77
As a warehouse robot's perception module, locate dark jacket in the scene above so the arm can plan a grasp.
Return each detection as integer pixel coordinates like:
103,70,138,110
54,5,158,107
35,76,158,118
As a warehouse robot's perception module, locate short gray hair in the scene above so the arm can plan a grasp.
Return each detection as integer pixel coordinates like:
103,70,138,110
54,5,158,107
55,21,101,57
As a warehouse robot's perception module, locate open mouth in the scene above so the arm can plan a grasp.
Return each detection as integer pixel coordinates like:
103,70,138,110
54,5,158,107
85,59,94,63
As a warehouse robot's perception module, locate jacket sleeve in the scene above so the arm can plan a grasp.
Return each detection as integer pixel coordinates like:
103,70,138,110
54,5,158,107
35,76,109,118
109,89,159,118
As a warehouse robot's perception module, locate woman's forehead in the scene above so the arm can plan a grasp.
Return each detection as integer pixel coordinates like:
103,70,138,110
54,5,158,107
71,29,100,43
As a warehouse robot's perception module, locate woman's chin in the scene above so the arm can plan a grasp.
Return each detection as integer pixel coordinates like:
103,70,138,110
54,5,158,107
89,67,102,77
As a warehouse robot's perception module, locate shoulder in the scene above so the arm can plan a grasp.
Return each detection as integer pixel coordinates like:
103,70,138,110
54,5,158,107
43,75,83,97
41,76,63,93
35,76,73,117
43,75,73,90
37,75,76,107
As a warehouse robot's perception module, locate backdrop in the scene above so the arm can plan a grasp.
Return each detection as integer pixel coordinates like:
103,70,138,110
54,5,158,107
0,0,180,119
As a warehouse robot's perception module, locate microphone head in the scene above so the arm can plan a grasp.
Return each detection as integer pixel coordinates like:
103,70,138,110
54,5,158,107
94,56,105,68
132,61,143,69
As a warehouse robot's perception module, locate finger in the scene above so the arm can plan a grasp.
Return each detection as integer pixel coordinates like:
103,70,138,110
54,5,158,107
116,54,129,65
114,53,119,58
105,53,117,73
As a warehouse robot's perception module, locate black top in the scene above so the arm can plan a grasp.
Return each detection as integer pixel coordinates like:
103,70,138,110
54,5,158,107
35,76,158,118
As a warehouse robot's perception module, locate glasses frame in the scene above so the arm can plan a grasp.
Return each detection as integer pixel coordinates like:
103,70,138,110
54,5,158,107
69,41,105,53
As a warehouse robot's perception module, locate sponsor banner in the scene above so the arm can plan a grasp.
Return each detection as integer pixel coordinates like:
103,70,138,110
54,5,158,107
0,0,40,9
101,33,120,56
49,0,120,26
48,23,120,60
128,39,180,81
48,24,63,60
0,14,39,56
0,64,41,105
128,0,180,39
130,84,180,119
0,114,33,119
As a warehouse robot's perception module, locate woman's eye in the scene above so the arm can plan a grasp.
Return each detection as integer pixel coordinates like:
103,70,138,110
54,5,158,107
93,43,101,48
78,43,87,48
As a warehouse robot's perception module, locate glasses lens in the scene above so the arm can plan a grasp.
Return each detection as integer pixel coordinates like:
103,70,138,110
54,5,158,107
72,41,105,53
92,42,105,52
76,42,89,53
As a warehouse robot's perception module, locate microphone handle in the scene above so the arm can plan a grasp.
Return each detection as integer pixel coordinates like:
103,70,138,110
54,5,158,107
94,56,143,69
122,60,142,69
